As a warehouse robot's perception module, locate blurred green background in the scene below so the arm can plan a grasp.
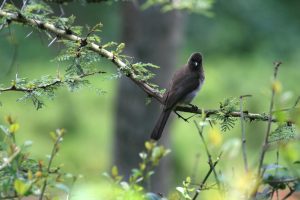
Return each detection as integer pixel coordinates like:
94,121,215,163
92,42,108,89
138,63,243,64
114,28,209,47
0,0,299,196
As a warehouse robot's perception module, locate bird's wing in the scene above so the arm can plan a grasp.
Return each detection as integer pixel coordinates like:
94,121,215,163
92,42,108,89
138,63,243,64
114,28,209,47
164,75,199,110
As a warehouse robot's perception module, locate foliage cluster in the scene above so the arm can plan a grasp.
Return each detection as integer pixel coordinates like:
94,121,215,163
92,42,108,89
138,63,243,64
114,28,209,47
0,117,80,199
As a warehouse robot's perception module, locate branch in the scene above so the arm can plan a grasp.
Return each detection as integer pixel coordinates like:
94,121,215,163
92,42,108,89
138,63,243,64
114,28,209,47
194,120,221,191
192,152,222,200
0,70,105,93
0,9,163,101
39,129,64,200
258,62,282,176
0,147,20,170
0,10,296,125
251,62,282,198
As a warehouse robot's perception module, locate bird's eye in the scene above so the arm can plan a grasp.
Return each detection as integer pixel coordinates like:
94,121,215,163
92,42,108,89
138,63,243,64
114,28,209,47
194,61,198,67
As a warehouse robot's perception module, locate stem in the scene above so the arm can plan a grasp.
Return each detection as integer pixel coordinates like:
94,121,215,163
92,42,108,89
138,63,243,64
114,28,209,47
39,131,63,200
252,62,281,198
0,0,7,10
192,152,222,200
239,95,251,172
194,120,221,192
258,62,281,176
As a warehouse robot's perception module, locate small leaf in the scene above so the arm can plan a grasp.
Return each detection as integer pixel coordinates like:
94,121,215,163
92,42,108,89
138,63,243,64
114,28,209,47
50,131,57,141
139,163,146,171
145,141,155,151
272,80,282,93
139,152,147,160
111,165,118,177
14,179,30,196
176,186,185,194
116,43,125,54
120,181,130,190
9,123,20,133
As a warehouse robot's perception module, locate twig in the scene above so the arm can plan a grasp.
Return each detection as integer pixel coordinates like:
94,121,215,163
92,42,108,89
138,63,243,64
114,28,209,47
0,0,7,10
252,62,282,198
239,95,251,172
0,147,20,170
293,96,300,108
194,120,221,192
21,0,28,11
39,130,64,200
0,70,106,93
192,152,222,200
175,107,294,124
258,62,282,176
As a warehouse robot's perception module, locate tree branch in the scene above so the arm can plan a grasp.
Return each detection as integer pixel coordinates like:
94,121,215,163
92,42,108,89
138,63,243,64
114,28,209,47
0,10,296,125
0,70,105,93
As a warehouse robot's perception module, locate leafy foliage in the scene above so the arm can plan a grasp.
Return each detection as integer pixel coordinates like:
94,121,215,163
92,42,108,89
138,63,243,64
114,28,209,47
175,177,195,200
212,97,239,132
0,1,299,200
0,116,80,199
103,141,171,199
269,124,296,143
0,0,162,109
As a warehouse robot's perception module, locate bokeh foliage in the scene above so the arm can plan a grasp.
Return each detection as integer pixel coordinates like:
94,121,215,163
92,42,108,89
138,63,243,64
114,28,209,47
1,0,300,199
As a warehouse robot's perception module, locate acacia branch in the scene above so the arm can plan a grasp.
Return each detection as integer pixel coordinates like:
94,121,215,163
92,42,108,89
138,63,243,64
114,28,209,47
0,10,296,125
0,70,105,93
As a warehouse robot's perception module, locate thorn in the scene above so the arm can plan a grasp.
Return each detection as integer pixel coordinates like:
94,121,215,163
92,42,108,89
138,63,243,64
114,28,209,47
59,4,65,17
25,31,33,38
48,37,57,47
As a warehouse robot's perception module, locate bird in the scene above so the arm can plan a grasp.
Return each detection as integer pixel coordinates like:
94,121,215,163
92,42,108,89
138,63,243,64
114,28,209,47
151,52,205,140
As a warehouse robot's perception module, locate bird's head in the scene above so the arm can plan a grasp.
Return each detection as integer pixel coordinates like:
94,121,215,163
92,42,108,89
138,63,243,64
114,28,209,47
188,52,203,70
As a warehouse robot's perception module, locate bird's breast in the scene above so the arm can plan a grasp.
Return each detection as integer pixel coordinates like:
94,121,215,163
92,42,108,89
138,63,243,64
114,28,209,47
182,77,204,103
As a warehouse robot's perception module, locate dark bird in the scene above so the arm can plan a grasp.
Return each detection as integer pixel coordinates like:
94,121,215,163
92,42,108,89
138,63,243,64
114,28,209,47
151,52,205,140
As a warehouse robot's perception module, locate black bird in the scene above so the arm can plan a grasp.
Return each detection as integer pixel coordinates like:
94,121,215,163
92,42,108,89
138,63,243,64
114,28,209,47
151,52,205,140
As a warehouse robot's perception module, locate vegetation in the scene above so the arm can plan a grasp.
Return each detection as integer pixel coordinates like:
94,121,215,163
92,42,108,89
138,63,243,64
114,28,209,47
0,0,299,199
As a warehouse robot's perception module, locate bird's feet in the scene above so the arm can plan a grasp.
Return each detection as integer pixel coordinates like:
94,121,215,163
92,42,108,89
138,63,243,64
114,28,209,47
174,111,189,122
188,103,199,111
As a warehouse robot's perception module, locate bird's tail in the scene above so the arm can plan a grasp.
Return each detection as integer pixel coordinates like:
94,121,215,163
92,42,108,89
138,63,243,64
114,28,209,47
151,109,172,140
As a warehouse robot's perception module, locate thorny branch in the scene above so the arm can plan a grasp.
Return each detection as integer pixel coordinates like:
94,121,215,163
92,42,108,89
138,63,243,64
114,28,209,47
0,70,106,93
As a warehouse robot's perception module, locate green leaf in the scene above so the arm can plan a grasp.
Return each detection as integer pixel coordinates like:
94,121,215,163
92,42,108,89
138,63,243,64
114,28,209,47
111,165,119,177
14,179,30,196
116,43,125,54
